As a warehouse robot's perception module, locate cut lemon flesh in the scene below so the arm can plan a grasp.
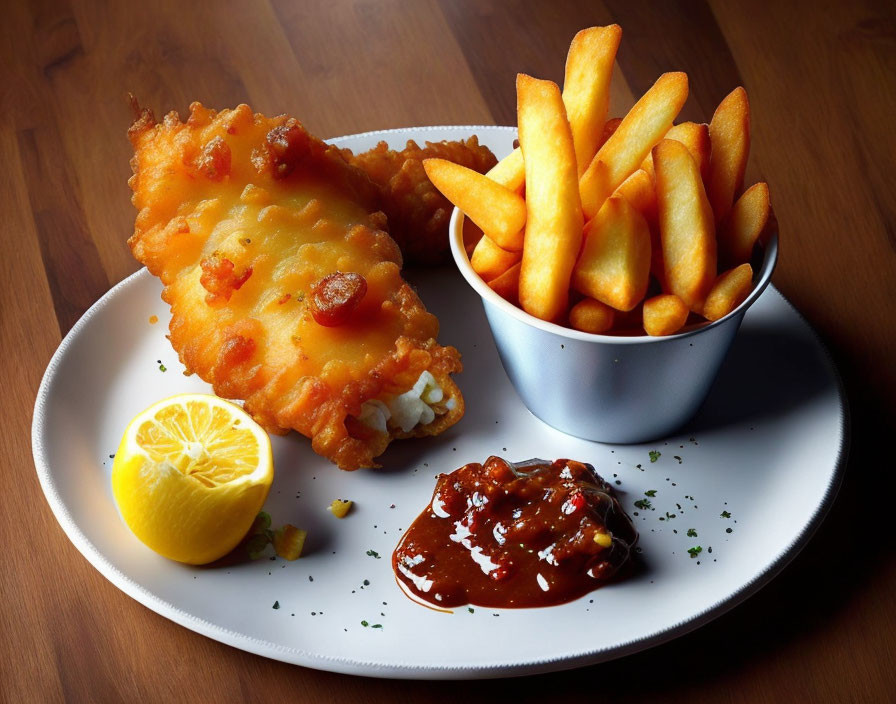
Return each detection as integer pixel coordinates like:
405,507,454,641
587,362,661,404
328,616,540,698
112,394,273,565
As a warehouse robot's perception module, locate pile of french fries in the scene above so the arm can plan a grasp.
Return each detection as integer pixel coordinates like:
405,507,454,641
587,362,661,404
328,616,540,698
425,25,775,336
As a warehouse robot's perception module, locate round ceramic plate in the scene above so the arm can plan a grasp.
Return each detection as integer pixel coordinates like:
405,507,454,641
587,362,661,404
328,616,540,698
32,127,846,679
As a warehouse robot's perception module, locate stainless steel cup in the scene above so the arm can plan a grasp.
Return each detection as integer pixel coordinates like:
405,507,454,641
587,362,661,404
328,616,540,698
449,210,778,443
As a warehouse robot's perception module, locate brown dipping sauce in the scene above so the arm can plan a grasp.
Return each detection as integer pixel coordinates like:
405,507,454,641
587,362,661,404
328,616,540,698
393,457,638,609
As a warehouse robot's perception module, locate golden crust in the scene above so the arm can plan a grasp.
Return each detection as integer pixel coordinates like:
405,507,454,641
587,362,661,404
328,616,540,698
129,101,463,469
343,137,497,265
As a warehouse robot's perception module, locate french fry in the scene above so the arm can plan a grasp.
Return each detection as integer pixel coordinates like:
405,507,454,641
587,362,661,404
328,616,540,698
719,182,772,266
614,169,662,283
641,121,711,183
598,117,623,150
572,195,651,311
424,158,526,251
569,297,615,334
517,74,584,322
562,25,622,175
643,294,690,336
653,139,717,312
579,72,689,219
702,263,753,321
471,233,521,282
708,87,751,224
486,147,525,193
488,261,521,304
613,169,657,224
463,30,771,339
485,117,621,198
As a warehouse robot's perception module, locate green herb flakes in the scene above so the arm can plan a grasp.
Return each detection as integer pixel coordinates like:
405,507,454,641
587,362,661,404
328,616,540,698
366,549,381,559
256,511,272,531
246,534,271,560
687,546,703,558
687,528,698,537
645,490,657,497
272,601,280,609
649,451,661,463
634,499,652,510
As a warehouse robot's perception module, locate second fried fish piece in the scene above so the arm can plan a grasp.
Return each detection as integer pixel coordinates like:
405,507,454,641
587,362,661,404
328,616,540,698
344,137,497,265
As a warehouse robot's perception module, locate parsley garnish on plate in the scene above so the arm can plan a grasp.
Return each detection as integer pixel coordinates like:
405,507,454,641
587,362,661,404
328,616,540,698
645,489,657,497
687,528,698,537
687,546,702,558
721,510,731,518
366,549,381,559
649,451,661,463
634,499,652,510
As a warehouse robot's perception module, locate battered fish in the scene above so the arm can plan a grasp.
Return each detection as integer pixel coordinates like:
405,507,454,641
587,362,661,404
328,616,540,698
128,102,463,469
343,138,497,265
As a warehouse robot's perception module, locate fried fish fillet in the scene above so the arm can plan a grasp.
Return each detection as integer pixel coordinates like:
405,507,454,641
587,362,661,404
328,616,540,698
128,102,464,469
343,138,497,265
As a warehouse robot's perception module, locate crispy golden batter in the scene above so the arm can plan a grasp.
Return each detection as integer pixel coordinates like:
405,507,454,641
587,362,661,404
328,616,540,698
128,102,463,469
344,138,497,265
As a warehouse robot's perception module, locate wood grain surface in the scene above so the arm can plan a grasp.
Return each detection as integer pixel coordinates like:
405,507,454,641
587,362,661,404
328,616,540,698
2,0,894,700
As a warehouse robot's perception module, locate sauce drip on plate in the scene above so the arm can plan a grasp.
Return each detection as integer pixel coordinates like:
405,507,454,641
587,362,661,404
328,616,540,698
392,457,638,609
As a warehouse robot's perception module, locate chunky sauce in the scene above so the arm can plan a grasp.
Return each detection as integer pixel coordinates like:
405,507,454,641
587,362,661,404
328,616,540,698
393,457,638,608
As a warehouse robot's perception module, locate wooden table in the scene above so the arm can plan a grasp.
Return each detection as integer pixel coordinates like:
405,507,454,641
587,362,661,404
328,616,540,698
3,0,893,700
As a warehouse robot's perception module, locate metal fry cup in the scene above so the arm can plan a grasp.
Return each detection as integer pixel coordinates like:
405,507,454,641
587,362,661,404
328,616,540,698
449,210,779,443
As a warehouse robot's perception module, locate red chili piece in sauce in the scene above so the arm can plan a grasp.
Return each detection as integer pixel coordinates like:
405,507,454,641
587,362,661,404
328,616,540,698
309,272,367,326
392,457,638,609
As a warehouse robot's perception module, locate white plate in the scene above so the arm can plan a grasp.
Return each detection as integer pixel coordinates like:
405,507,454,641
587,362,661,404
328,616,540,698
32,126,846,679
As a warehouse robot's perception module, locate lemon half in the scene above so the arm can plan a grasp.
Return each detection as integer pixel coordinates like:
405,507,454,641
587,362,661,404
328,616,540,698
112,394,273,565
